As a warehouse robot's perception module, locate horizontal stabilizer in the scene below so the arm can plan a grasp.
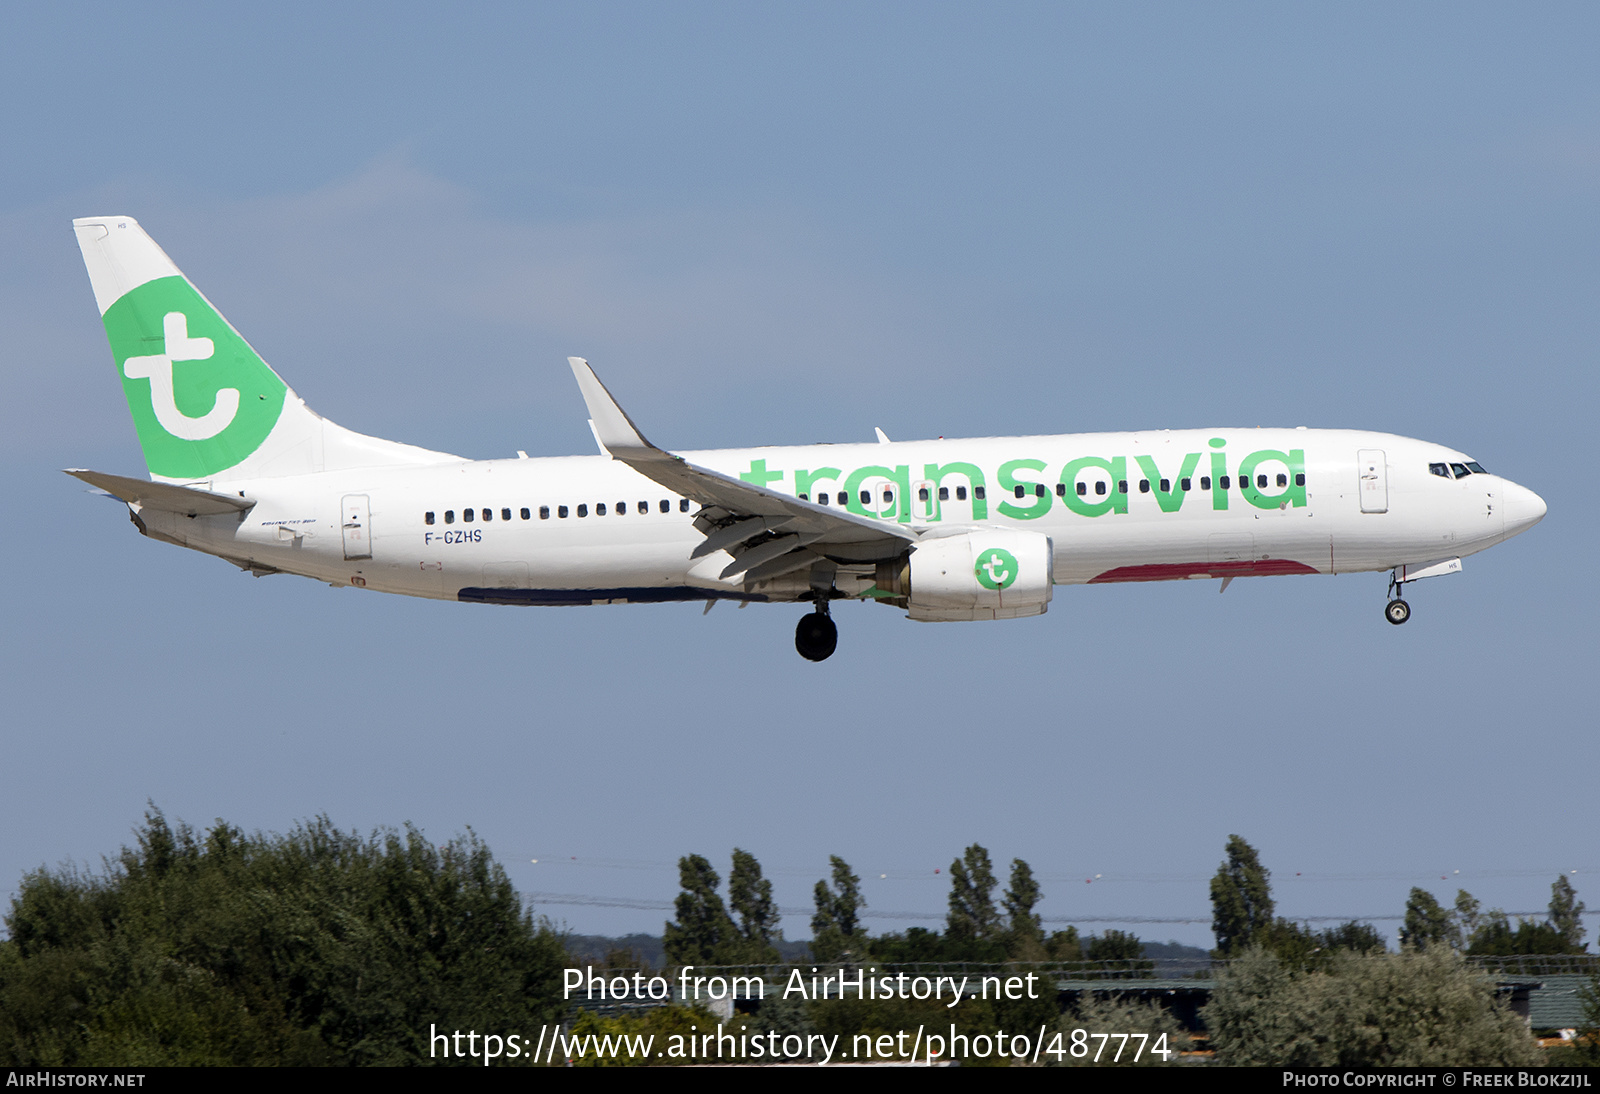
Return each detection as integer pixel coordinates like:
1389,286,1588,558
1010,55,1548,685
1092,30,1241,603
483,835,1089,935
65,469,254,516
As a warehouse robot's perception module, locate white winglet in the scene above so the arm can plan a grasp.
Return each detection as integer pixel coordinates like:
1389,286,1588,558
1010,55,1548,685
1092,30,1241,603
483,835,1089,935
568,357,652,457
874,427,891,444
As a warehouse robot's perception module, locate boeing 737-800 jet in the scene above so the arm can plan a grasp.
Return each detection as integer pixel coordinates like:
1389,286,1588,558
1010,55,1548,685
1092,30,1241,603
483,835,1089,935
68,217,1547,660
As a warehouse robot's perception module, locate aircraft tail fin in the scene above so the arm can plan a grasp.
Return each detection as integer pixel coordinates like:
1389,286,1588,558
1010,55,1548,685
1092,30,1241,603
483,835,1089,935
73,217,458,483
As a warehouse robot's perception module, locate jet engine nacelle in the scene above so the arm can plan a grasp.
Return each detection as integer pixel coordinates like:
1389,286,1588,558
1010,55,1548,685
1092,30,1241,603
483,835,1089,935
900,529,1054,621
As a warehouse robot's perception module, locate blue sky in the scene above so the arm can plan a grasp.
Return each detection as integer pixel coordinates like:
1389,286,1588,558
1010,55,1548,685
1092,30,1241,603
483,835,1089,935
2,2,1596,950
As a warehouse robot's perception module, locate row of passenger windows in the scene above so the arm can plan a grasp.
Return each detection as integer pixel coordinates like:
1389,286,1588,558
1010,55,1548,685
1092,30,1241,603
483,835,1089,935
420,472,1309,525
797,474,1305,506
424,498,693,524
1059,472,1304,497
1429,462,1487,479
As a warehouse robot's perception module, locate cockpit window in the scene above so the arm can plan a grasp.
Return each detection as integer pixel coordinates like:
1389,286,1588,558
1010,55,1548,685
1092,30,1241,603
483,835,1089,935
1465,461,1487,474
1429,463,1450,478
1450,463,1470,479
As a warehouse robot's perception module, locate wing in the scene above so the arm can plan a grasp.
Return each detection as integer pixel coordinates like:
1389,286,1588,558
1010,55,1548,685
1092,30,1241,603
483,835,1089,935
568,357,913,584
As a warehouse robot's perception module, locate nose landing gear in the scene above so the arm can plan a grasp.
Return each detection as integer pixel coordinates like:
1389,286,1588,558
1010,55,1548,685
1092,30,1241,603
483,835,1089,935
795,604,838,661
1384,571,1411,625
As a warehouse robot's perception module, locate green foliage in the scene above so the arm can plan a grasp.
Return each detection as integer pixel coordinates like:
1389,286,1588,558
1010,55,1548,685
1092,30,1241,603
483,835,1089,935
1467,912,1571,956
1002,859,1043,955
567,1004,716,1067
1204,945,1541,1066
810,856,866,962
1045,927,1083,961
0,810,568,1066
1051,993,1185,1067
1454,889,1483,949
663,850,784,967
1401,888,1454,951
662,854,737,967
1549,876,1587,953
1571,975,1600,1065
1210,835,1274,956
866,927,1007,964
724,849,781,965
947,844,1001,943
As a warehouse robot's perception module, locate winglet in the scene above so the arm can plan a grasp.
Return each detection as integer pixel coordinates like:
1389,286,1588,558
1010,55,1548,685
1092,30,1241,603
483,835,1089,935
568,357,656,458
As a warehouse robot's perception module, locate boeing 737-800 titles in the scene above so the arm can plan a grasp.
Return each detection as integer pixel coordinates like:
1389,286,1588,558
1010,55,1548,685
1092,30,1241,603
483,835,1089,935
68,217,1547,660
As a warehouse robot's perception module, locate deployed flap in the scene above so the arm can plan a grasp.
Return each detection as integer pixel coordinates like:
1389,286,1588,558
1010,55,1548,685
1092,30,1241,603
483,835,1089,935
567,357,915,552
65,468,254,516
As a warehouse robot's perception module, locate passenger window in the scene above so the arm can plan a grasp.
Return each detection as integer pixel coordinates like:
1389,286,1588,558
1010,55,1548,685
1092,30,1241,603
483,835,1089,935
1118,480,1128,494
1220,476,1230,489
1014,485,1026,499
425,511,435,525
1094,481,1106,496
1429,463,1450,478
1276,474,1287,488
638,501,648,513
798,493,809,502
503,508,513,521
1294,474,1305,487
1035,483,1046,498
1201,477,1211,490
680,499,690,512
1450,463,1469,479
957,486,968,500
445,510,455,524
539,506,549,520
939,487,949,501
1160,478,1170,492
558,506,568,518
860,490,871,505
918,487,929,502
577,504,587,517
1181,478,1191,491
818,493,829,505
882,488,893,504
1139,480,1150,493
1055,483,1066,497
464,508,474,522
660,499,670,513
482,508,492,521
596,503,606,516
1256,474,1267,488
1076,482,1087,496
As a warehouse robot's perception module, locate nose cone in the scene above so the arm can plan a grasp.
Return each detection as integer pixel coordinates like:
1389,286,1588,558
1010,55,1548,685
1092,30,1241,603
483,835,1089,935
1502,480,1547,538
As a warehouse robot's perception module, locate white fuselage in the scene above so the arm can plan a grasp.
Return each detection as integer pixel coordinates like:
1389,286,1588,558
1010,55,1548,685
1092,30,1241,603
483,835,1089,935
131,427,1545,611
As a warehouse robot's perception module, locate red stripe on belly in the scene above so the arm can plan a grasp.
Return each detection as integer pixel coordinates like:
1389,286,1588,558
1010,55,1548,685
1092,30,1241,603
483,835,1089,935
1088,559,1321,584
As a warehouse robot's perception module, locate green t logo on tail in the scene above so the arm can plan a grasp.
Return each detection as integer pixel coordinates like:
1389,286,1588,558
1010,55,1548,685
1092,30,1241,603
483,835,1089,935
103,276,287,479
975,548,1019,590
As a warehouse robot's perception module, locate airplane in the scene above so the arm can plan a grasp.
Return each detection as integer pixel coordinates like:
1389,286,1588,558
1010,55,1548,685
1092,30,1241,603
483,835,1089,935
67,216,1547,661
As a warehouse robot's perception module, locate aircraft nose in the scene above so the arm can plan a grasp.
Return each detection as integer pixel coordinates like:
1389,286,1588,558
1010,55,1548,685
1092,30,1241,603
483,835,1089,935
1502,480,1547,537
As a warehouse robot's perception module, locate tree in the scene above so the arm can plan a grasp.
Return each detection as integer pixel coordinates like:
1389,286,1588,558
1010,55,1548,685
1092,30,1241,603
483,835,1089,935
1550,875,1587,953
946,845,1001,943
0,809,568,1066
1453,890,1482,950
810,856,865,962
1210,835,1274,956
662,854,736,966
1002,859,1043,954
723,849,781,964
1467,911,1569,956
1400,888,1453,951
1204,945,1541,1066
1317,921,1386,955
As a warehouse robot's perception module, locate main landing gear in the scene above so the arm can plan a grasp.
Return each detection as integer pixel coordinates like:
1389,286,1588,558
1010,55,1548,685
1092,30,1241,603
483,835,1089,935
1384,570,1411,626
795,603,838,662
